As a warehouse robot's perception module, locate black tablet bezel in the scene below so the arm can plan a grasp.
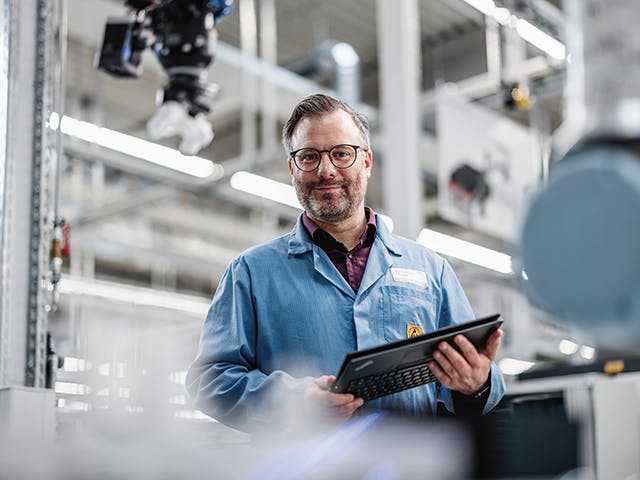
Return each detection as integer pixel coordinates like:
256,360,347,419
330,313,502,396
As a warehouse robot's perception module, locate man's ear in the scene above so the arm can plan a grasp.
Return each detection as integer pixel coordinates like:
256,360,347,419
287,158,294,176
365,149,373,177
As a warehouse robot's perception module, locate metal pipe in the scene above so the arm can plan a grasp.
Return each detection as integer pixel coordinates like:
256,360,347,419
53,0,66,218
286,40,361,105
239,0,258,165
259,0,278,157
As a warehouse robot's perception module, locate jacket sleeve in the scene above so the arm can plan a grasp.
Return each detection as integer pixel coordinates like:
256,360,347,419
434,259,506,415
185,256,311,433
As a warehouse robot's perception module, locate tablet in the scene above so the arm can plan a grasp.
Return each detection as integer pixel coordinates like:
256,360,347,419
329,314,502,402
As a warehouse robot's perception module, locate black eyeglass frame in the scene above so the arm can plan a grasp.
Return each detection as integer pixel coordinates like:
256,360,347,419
289,144,368,172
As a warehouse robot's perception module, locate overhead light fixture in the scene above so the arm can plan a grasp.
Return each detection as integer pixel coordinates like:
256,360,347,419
58,276,210,316
62,357,91,372
498,357,535,375
515,18,566,60
49,112,223,179
558,339,578,355
462,0,497,17
230,171,302,209
56,399,91,412
168,394,188,406
54,381,91,396
168,371,187,385
461,0,566,59
580,345,595,360
174,409,215,421
417,228,513,274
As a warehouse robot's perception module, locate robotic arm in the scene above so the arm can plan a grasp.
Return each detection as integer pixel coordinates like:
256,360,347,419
96,0,233,155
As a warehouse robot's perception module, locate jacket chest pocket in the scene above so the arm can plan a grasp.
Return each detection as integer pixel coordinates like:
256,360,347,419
379,285,437,342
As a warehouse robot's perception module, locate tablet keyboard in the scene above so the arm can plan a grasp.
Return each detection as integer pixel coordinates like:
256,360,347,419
344,361,437,402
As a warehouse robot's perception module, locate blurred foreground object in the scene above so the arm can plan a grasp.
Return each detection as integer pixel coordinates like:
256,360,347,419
519,0,640,344
96,0,233,155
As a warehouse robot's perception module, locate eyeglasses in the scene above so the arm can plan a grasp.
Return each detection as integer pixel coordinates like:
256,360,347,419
289,144,367,172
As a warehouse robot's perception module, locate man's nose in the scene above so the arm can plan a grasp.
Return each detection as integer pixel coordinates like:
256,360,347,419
316,152,337,177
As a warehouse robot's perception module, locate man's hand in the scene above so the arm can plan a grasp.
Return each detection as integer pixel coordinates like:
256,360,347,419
428,329,503,396
304,375,364,421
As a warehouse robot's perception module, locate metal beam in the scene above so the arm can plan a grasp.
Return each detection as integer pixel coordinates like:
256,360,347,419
0,0,53,388
377,0,422,238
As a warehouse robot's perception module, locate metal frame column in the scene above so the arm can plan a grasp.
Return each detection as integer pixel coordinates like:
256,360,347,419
376,0,422,239
0,0,55,388
0,0,10,388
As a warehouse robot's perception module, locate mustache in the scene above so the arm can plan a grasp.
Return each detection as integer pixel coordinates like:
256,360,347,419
310,181,345,188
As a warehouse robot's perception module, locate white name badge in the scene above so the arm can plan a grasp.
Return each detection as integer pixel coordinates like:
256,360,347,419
390,268,428,288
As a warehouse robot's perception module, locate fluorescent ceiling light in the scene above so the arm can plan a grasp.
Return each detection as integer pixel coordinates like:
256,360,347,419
63,356,91,372
498,357,535,375
55,381,91,395
169,394,188,406
174,409,215,421
558,339,578,355
492,7,511,26
125,405,144,414
463,0,497,16
580,345,595,360
461,0,566,59
49,113,223,179
58,276,210,316
168,371,187,385
515,18,566,60
417,228,513,274
230,171,302,209
56,400,91,412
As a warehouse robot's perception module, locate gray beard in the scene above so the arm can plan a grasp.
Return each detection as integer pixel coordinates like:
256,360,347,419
302,189,357,223
293,180,363,224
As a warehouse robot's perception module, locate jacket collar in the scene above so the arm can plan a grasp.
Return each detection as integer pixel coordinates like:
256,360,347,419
287,210,403,257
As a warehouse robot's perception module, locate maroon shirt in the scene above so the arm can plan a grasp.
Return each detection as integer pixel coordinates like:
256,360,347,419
302,207,377,293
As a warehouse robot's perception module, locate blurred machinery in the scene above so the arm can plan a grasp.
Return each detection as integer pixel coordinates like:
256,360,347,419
509,0,640,464
519,0,640,345
96,0,233,155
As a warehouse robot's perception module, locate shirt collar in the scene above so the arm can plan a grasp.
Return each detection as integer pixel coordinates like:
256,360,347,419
288,208,402,257
302,207,377,250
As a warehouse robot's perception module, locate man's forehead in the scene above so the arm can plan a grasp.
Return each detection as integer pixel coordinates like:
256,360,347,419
292,110,359,136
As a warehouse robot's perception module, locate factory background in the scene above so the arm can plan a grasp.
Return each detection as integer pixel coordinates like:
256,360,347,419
1,0,639,478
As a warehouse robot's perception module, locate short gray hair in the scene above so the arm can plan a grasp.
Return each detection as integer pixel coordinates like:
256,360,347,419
281,94,370,153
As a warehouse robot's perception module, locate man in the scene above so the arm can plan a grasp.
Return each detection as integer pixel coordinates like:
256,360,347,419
186,94,505,433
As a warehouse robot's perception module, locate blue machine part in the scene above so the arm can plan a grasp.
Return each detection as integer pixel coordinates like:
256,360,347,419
519,144,640,344
210,0,233,21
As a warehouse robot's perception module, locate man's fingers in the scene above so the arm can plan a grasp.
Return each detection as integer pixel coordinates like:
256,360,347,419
338,398,365,417
428,361,451,386
436,341,470,377
314,375,336,390
310,384,355,407
482,329,503,361
453,335,481,366
324,391,356,407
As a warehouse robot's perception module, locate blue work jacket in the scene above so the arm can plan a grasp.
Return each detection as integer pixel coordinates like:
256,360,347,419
186,213,506,432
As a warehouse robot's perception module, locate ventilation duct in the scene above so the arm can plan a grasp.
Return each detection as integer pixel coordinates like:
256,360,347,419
286,40,361,104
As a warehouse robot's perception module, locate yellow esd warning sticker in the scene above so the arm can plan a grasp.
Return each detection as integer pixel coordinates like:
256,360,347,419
603,360,624,375
407,324,423,338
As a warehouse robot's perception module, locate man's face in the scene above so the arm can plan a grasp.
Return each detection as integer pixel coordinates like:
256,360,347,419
288,110,372,224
